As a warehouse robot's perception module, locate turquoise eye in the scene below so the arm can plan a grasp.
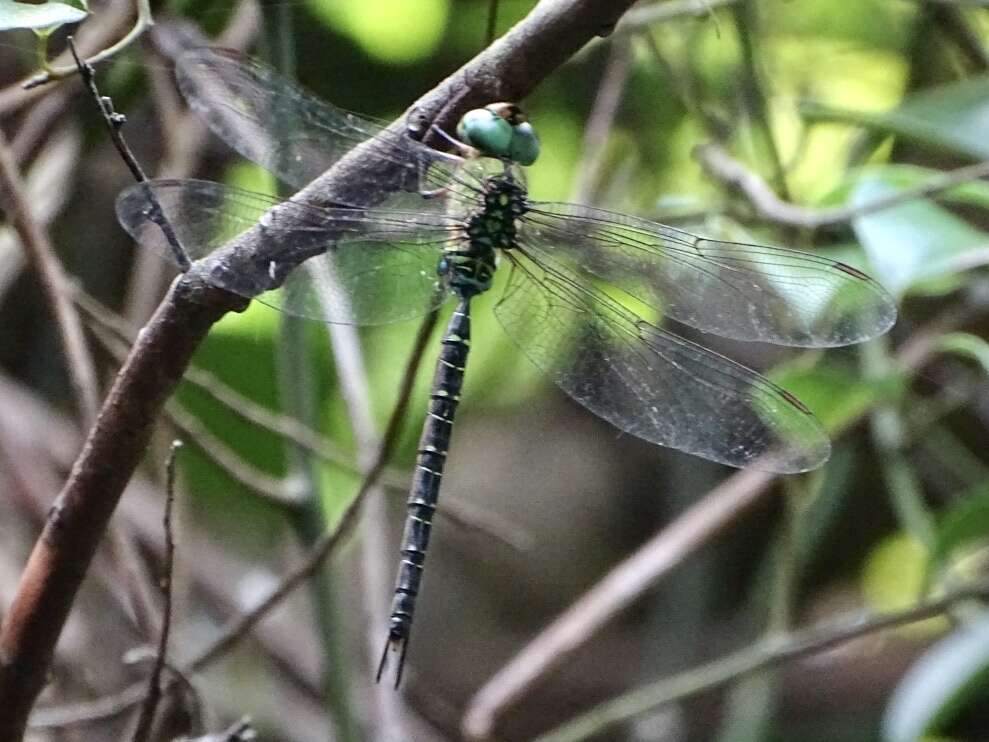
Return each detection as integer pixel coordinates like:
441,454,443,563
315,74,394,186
457,108,513,159
508,121,540,166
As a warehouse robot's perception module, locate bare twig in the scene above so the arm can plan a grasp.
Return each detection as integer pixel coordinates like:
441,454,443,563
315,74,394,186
731,3,790,200
570,37,631,204
130,441,182,742
124,4,261,324
534,580,989,742
696,142,989,230
0,125,100,428
9,90,74,162
68,38,190,270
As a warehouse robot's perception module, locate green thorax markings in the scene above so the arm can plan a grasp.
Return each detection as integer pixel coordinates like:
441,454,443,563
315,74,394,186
441,173,528,297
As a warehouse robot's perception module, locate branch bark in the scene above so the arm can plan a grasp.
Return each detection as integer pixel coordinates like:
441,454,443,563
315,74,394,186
0,0,636,737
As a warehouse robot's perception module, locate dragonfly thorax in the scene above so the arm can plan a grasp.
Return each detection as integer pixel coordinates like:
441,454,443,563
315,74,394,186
441,174,527,297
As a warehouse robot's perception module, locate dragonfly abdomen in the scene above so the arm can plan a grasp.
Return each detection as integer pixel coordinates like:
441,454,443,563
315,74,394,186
379,296,472,686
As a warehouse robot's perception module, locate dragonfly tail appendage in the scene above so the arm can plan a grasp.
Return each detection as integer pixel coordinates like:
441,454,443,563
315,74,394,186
376,630,411,689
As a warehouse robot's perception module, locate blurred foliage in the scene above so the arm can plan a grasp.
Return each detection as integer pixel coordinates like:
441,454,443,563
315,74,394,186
4,0,989,740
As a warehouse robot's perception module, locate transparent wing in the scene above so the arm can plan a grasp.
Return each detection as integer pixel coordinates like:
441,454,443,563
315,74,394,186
494,247,831,473
521,202,897,347
176,47,469,201
116,179,456,324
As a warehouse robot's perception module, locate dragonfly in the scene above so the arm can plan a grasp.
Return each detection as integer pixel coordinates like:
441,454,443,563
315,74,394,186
116,48,897,687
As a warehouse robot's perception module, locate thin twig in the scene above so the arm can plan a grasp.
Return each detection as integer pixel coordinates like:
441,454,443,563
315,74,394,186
84,299,307,506
696,142,989,230
0,122,100,428
130,441,182,742
534,580,989,742
570,37,631,204
68,38,190,270
124,4,261,324
731,3,790,201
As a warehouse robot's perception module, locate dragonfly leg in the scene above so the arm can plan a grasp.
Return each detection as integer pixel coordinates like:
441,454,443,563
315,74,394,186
429,122,477,158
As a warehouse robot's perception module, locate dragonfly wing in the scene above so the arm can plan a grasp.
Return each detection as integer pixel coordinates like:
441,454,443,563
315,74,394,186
521,202,897,347
176,48,464,199
494,247,830,473
116,179,454,324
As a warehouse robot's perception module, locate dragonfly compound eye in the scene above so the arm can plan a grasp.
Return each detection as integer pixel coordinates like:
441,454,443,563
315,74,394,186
457,108,514,159
508,121,540,166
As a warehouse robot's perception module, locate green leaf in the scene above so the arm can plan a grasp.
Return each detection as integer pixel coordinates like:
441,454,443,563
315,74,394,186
883,617,989,742
802,74,989,159
851,175,989,297
0,0,87,31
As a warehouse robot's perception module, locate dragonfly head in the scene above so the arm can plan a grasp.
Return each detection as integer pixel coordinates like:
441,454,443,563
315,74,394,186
456,103,541,166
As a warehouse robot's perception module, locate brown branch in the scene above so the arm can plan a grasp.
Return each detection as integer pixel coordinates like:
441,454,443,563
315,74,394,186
0,1,638,737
